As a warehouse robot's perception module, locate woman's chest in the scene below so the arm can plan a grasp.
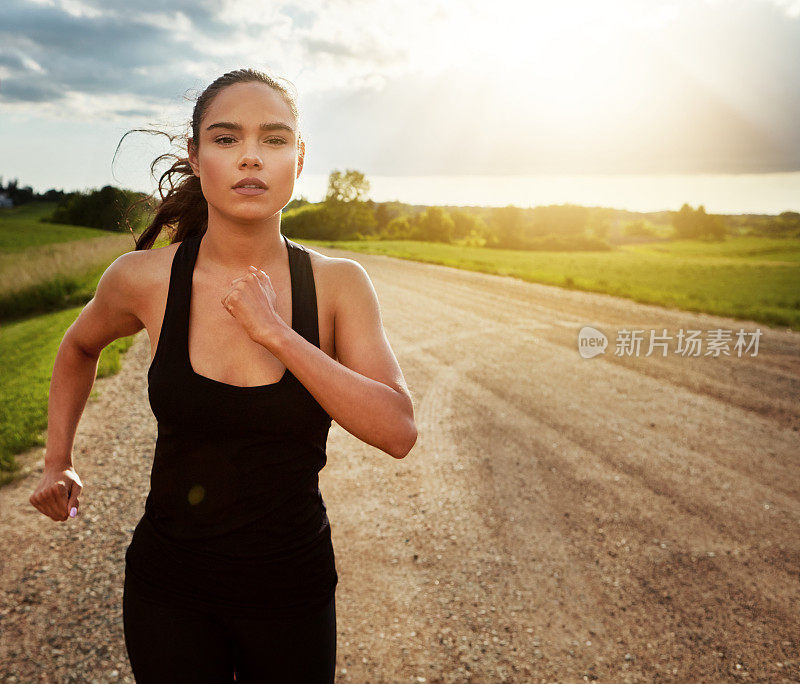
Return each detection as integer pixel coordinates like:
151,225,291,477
141,246,337,387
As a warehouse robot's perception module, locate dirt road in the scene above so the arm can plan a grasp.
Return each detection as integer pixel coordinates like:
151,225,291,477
1,246,798,682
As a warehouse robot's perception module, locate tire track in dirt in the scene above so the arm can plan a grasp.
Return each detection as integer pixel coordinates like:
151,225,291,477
321,246,799,682
367,254,800,430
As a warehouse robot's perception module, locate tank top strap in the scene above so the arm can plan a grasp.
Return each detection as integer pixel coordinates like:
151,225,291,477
151,234,198,370
284,236,321,349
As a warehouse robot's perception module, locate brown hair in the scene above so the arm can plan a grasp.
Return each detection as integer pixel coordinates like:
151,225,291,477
115,68,301,251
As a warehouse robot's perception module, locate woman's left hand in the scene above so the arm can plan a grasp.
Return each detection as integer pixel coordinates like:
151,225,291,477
221,266,287,349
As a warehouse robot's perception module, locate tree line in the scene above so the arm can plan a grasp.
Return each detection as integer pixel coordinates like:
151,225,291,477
281,170,613,250
0,176,69,205
4,171,800,246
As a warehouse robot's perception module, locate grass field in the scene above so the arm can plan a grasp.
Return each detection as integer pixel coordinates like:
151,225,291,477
0,202,137,320
0,306,135,485
0,203,139,484
1,201,798,482
0,201,112,251
313,236,800,330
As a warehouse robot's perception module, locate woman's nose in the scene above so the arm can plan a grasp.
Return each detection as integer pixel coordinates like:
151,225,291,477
239,146,263,168
239,154,262,168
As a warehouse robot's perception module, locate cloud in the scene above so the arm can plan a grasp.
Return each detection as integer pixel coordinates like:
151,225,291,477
0,1,203,110
0,0,798,174
0,78,64,103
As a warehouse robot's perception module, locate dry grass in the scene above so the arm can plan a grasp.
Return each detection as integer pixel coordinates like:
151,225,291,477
0,233,137,297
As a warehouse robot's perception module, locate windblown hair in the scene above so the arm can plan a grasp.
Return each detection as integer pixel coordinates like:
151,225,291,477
115,68,301,251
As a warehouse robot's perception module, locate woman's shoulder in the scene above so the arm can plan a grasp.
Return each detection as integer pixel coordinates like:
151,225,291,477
301,246,368,297
296,246,374,333
111,240,183,308
114,240,180,280
300,244,361,279
301,247,377,330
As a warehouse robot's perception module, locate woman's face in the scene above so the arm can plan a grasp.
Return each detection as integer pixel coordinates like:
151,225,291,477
188,81,304,223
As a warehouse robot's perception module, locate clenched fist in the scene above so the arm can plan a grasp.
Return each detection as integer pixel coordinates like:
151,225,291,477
29,466,83,522
220,265,288,349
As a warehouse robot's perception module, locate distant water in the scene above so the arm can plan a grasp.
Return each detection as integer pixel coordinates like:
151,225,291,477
294,172,800,215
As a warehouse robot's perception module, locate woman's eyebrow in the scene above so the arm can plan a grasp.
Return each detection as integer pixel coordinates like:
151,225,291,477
206,121,295,135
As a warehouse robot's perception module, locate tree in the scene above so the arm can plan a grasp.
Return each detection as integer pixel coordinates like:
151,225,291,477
696,205,726,240
383,216,414,240
530,204,589,237
672,203,695,239
490,205,528,248
284,195,310,212
671,203,727,240
416,206,455,243
325,169,370,203
588,216,610,240
0,176,36,205
374,203,392,232
48,185,146,232
623,220,656,237
449,209,482,240
322,169,376,239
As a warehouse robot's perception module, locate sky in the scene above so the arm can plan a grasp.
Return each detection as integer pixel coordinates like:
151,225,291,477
1,0,799,210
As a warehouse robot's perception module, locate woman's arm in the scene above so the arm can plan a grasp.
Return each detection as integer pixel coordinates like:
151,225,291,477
30,252,145,521
265,258,417,459
43,252,145,470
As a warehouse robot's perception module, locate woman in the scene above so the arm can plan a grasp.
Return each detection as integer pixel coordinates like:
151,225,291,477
28,67,418,683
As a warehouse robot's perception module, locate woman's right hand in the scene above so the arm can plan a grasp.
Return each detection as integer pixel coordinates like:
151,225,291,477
29,466,83,522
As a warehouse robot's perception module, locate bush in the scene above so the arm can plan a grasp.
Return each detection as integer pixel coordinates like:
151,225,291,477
281,203,341,240
522,233,612,251
46,185,148,232
623,220,657,237
671,203,727,240
452,229,487,247
381,216,415,240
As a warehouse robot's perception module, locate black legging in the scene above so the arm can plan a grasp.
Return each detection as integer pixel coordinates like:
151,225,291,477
122,572,336,683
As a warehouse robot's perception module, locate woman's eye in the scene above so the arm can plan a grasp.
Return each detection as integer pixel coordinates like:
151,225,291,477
214,137,286,145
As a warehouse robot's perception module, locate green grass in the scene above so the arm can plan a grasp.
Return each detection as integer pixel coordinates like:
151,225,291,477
0,202,140,485
0,202,137,320
300,237,800,330
0,201,113,251
0,306,136,485
627,236,800,262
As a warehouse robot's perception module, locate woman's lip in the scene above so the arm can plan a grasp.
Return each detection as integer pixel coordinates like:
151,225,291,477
232,187,267,195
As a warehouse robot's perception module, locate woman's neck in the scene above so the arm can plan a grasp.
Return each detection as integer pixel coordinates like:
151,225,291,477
199,212,286,275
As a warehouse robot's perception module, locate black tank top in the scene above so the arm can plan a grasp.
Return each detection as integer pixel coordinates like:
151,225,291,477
124,231,338,618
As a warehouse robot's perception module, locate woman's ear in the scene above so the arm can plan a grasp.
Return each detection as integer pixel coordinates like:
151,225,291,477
296,138,305,177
